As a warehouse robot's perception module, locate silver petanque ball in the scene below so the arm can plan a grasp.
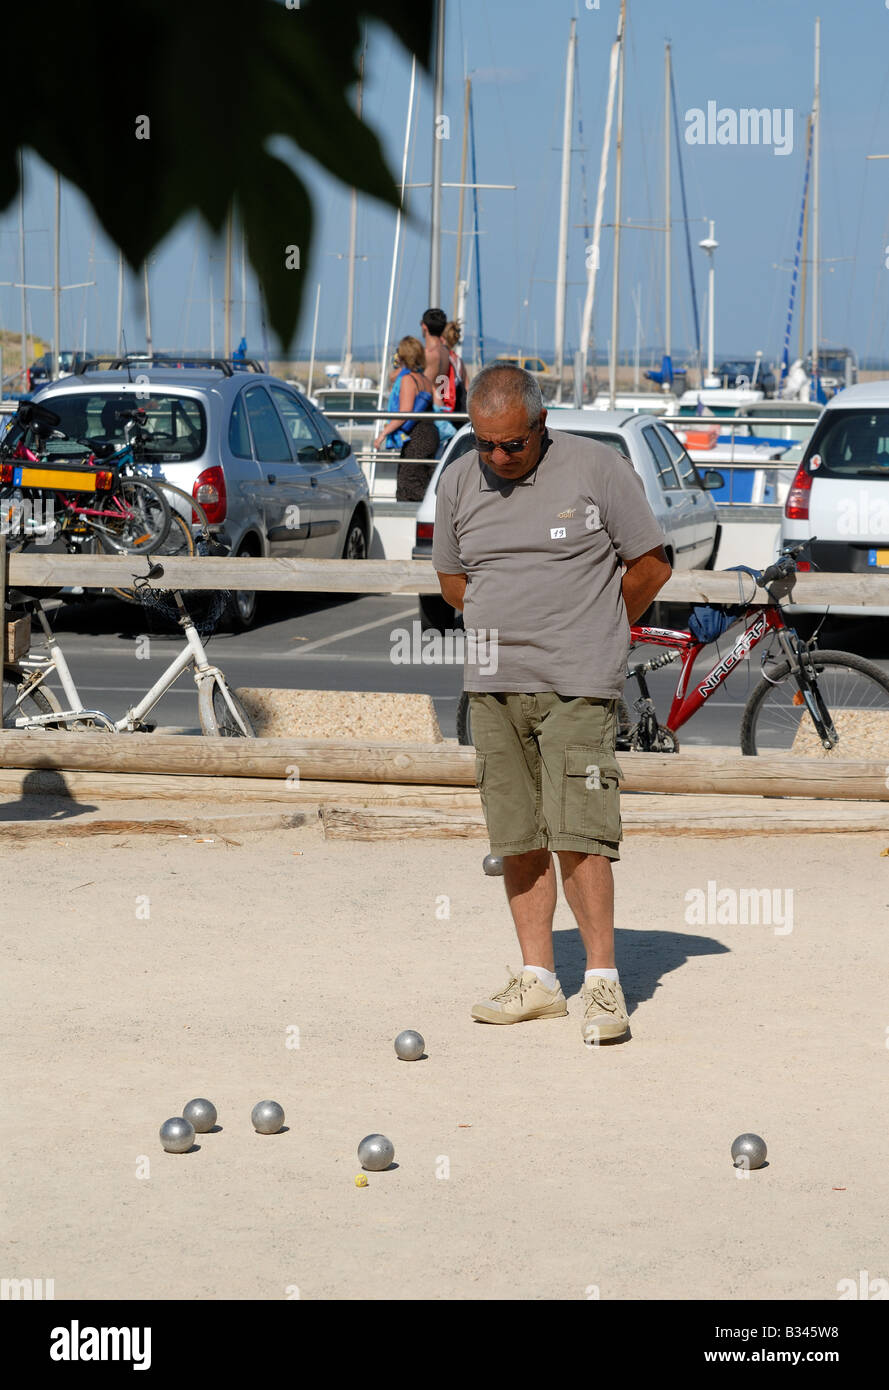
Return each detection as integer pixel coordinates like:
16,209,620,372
731,1133,767,1170
358,1133,395,1171
483,855,504,876
183,1098,217,1133
394,1030,425,1061
160,1117,195,1154
252,1100,285,1135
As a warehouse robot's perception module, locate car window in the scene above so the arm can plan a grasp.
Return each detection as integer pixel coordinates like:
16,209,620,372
656,424,702,489
807,409,889,478
244,385,293,463
433,432,479,491
268,384,323,449
38,391,206,461
229,391,253,458
562,430,633,463
642,425,682,489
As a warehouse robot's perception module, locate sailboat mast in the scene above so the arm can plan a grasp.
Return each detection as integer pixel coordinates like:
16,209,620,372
664,42,671,362
469,80,485,366
378,55,418,409
18,152,27,375
53,172,60,380
799,116,811,360
811,15,820,382
344,44,365,382
553,17,577,404
429,0,446,305
116,250,124,356
608,7,626,409
452,76,471,319
579,0,623,394
224,203,233,359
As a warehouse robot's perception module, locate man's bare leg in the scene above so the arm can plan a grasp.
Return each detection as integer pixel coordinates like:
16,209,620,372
503,848,558,969
556,850,615,968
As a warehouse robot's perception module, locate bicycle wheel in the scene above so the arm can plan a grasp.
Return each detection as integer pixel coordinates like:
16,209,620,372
740,650,889,756
198,677,256,737
2,664,60,728
90,478,171,554
104,513,196,604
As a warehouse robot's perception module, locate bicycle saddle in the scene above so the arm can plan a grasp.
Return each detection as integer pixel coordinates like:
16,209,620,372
15,401,62,434
6,585,63,604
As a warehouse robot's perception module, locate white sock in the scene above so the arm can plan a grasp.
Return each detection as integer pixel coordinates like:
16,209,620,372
585,967,619,983
523,964,559,991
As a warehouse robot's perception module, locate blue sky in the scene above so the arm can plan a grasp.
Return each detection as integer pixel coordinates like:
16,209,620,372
3,0,889,369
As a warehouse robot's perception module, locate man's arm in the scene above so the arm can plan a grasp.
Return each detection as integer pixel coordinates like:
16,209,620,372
621,546,671,623
436,571,467,612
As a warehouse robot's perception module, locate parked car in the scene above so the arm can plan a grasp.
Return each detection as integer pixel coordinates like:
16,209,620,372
412,409,722,631
27,350,101,392
782,379,889,619
803,346,858,396
32,356,373,627
715,358,777,397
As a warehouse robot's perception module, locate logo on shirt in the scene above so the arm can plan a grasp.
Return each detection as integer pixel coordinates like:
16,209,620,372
550,526,567,539
557,508,576,519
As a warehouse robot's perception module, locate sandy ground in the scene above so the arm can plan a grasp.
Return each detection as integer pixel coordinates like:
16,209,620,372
2,813,888,1302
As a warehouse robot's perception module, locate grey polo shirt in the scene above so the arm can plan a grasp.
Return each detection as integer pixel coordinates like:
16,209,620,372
431,429,667,696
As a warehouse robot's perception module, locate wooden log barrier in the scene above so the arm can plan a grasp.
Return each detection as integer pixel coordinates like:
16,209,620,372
7,550,889,605
0,731,887,800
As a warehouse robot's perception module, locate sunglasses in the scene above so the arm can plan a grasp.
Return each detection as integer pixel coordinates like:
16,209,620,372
472,424,538,455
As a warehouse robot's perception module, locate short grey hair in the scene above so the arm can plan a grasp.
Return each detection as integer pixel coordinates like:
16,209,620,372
467,362,544,426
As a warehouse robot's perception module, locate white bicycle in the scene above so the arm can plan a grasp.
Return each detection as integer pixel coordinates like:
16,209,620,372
2,553,255,737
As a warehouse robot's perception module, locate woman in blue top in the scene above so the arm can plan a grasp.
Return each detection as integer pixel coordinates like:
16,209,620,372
373,337,435,451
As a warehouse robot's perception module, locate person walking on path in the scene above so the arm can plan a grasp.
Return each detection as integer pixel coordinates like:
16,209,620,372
372,336,435,453
431,362,671,1044
443,320,468,412
420,308,453,403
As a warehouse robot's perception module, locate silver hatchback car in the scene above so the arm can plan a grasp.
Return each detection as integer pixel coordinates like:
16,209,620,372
34,356,373,626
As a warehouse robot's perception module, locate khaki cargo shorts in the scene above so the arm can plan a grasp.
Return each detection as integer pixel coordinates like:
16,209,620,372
469,692,623,860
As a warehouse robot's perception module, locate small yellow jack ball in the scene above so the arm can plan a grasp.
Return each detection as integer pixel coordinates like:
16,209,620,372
354,1174,369,1187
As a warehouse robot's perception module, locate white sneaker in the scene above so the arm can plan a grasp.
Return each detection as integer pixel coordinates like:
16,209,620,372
472,966,568,1025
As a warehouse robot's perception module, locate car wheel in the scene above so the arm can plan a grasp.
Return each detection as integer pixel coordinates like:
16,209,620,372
227,545,259,631
342,514,368,559
419,593,461,634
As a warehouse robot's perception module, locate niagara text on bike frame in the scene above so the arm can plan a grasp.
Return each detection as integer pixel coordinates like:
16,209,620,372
629,607,787,735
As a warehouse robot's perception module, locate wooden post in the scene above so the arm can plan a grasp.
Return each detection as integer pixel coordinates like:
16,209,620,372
0,533,7,730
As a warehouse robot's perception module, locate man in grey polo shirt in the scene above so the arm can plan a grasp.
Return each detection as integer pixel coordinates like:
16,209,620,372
432,362,670,1044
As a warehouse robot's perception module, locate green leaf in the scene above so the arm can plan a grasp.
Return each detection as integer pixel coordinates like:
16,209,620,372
0,0,433,348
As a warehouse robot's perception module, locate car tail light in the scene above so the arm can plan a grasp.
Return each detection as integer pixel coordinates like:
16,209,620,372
94,471,113,491
193,466,227,523
784,464,812,520
0,464,12,483
416,521,434,542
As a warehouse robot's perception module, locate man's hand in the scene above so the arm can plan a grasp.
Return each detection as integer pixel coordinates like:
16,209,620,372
622,546,671,624
437,571,467,613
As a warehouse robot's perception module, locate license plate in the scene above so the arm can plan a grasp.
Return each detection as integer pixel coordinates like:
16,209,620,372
13,466,98,492
867,548,889,567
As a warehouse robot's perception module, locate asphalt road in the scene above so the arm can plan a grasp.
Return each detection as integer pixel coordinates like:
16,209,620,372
32,590,889,743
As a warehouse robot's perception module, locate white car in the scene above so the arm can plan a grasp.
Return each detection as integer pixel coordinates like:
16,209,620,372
782,381,889,618
413,409,721,630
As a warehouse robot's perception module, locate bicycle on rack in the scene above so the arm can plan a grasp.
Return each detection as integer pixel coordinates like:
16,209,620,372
0,400,171,555
2,540,255,737
85,408,210,602
455,542,889,754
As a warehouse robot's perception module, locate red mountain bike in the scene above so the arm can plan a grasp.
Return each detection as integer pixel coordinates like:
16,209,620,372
455,544,889,754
